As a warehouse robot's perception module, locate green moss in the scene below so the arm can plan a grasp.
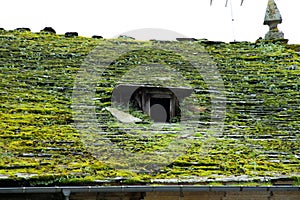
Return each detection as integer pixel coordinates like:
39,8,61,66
0,30,299,186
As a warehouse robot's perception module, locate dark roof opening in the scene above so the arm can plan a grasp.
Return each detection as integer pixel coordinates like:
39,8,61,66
112,84,193,123
150,98,170,122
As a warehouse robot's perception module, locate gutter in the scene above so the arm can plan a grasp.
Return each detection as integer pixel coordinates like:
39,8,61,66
0,186,299,200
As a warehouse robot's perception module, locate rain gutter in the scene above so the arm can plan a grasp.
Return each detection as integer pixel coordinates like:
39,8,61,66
0,185,299,200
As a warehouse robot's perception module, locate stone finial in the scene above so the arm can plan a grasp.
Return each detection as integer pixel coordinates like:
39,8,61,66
263,0,284,40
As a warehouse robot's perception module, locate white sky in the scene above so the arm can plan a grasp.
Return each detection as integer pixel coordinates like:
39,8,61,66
1,0,300,43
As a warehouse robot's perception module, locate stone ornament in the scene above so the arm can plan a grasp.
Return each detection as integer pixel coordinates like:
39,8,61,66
264,0,284,40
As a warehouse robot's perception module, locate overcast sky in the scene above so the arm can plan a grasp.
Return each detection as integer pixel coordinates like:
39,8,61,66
1,0,299,43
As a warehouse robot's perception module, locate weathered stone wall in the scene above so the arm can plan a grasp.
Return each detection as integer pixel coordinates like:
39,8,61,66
0,193,63,200
144,191,300,200
0,190,299,200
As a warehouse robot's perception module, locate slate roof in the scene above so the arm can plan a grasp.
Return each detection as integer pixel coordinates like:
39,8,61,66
0,29,299,186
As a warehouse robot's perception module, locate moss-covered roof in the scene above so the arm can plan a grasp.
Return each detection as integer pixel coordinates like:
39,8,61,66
0,29,299,186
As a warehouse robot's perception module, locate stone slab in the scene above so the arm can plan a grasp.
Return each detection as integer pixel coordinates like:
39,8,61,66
105,107,142,123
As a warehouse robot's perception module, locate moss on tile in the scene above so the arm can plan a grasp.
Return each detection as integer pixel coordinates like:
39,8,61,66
0,30,299,186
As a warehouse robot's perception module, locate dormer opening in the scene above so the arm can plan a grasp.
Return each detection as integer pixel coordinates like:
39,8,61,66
112,84,193,123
